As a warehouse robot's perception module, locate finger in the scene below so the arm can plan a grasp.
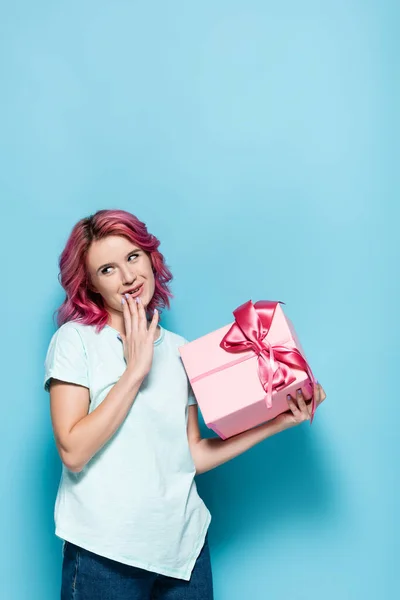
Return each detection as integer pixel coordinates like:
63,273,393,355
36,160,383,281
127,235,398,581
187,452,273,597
136,296,147,330
149,308,159,334
313,382,323,405
311,380,318,401
150,309,159,340
296,388,311,419
309,381,319,411
127,293,139,331
122,296,132,337
317,384,327,405
287,394,301,418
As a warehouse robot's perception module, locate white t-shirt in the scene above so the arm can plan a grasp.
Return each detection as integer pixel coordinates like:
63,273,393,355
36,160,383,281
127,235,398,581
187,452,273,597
43,320,211,581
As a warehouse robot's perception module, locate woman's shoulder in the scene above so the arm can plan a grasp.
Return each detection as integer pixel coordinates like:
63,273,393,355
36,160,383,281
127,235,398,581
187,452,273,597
161,326,190,348
47,320,94,348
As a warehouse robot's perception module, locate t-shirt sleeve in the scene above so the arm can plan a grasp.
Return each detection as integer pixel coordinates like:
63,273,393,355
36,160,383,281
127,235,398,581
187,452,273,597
182,337,198,406
44,325,89,392
188,381,197,406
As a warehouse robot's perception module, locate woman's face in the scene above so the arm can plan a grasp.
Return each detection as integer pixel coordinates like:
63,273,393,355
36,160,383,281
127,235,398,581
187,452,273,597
86,235,155,315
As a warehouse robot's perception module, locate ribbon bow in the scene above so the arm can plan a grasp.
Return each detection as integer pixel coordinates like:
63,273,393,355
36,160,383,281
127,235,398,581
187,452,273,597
219,300,317,423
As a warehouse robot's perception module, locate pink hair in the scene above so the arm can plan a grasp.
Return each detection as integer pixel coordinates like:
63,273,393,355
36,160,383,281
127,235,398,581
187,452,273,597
54,209,173,333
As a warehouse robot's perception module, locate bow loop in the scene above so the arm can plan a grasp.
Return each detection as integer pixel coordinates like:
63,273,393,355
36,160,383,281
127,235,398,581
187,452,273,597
220,300,317,422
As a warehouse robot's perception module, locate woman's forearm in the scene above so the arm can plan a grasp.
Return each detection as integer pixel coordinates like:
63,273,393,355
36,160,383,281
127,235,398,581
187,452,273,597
192,418,288,475
65,368,145,472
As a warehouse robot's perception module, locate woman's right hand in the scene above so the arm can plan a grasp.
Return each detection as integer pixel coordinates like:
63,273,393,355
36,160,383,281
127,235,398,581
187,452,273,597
119,294,159,379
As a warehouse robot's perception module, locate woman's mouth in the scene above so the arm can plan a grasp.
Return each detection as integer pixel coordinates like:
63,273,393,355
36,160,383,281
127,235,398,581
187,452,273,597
123,284,144,298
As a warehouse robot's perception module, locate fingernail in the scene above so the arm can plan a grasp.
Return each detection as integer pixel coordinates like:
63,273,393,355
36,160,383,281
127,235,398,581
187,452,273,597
136,297,140,304
124,293,129,299
154,308,157,314
121,297,125,304
287,394,291,401
297,388,302,395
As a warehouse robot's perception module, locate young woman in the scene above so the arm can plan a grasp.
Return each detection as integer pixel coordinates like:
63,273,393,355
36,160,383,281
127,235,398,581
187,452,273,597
44,209,326,600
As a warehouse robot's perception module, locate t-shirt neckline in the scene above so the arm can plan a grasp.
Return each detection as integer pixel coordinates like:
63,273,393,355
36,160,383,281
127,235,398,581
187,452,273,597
105,324,165,346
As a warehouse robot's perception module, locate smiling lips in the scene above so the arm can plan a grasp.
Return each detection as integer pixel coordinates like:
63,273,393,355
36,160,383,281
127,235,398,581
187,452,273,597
123,283,144,298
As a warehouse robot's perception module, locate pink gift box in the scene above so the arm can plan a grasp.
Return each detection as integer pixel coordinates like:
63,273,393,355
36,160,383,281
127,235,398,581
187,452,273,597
179,300,317,439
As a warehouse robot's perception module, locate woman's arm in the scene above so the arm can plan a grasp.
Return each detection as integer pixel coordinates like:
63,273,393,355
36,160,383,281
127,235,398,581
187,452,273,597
187,384,326,475
50,367,145,473
50,294,158,473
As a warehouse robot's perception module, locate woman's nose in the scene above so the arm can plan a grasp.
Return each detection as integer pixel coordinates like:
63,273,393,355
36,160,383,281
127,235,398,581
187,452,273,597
121,266,137,285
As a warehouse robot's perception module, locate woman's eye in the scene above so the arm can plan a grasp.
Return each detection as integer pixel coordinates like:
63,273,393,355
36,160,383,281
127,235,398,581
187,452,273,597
101,253,139,275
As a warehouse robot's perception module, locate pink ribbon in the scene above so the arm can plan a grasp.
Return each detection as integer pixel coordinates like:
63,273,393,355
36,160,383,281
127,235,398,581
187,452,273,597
219,300,317,423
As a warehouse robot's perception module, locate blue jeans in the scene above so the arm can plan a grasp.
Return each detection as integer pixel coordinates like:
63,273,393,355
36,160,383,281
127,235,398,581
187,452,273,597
60,534,214,600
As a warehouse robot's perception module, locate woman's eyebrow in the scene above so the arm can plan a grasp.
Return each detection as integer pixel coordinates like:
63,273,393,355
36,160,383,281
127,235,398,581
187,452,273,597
96,249,141,273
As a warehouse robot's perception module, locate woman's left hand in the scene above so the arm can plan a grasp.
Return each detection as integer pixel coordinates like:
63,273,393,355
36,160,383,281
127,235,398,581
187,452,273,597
271,382,327,431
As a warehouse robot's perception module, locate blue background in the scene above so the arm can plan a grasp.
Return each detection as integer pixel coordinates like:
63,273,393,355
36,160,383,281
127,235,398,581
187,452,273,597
0,1,397,598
